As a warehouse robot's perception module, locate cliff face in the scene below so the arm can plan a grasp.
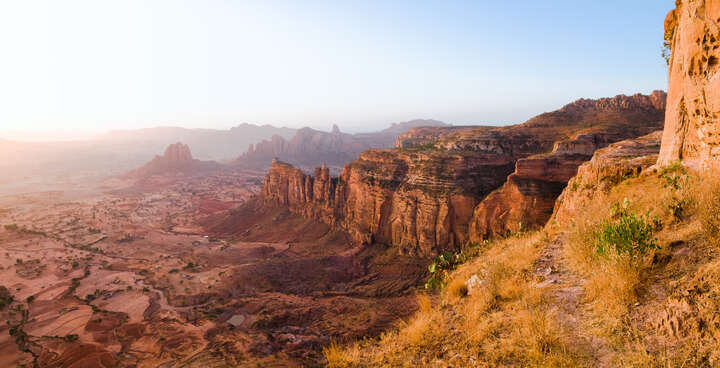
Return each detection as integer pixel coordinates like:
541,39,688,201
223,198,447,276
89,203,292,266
237,120,448,174
658,1,720,169
261,93,666,254
553,131,663,224
468,122,664,240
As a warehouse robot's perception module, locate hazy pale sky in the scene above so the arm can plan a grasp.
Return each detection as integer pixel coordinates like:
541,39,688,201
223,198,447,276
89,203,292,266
0,0,673,137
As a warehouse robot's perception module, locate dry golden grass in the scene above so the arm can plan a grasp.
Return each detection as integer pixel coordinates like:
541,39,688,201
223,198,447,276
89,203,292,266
333,163,720,367
444,277,468,300
338,232,588,367
323,340,352,368
562,173,677,332
696,170,720,247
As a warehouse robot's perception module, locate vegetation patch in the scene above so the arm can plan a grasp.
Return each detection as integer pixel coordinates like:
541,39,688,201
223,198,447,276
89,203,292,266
0,285,13,310
593,199,661,260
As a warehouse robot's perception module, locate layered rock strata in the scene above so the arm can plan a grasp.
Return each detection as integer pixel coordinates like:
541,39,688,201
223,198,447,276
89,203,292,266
237,120,448,174
553,130,664,224
468,123,664,240
262,93,666,254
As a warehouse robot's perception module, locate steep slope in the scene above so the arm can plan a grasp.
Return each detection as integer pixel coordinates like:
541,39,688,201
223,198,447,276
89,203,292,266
331,129,713,367
658,0,720,169
261,92,666,254
468,122,664,240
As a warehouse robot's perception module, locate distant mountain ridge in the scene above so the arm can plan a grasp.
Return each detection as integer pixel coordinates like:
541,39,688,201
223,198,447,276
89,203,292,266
99,123,298,161
235,119,449,173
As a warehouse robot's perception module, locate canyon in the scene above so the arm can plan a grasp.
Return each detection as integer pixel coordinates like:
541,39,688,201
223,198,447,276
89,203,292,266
261,92,667,254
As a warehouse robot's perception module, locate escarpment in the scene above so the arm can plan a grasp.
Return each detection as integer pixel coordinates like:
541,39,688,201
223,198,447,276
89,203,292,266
261,93,667,254
658,0,720,169
468,121,665,240
552,130,664,224
237,120,448,174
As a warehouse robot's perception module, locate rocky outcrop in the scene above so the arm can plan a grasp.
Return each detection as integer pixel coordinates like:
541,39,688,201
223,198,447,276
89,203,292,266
552,131,663,224
468,122,664,240
125,142,220,178
261,93,667,254
658,1,720,169
236,120,448,174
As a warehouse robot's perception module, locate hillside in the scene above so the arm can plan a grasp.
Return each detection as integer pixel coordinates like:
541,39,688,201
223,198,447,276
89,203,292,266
321,1,720,366
260,92,666,255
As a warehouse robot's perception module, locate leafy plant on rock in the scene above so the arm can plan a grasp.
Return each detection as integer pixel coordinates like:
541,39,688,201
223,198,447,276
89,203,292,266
425,243,484,290
594,199,661,261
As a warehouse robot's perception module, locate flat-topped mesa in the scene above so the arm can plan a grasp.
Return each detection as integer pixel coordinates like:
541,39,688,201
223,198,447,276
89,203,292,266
395,126,479,148
525,91,666,128
261,92,667,255
658,1,720,170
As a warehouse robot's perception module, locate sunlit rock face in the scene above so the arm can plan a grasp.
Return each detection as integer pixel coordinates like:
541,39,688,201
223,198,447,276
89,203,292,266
658,0,720,169
262,93,666,255
237,120,449,174
553,131,663,224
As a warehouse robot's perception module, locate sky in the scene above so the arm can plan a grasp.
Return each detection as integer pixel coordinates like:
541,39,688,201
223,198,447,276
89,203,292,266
0,0,675,140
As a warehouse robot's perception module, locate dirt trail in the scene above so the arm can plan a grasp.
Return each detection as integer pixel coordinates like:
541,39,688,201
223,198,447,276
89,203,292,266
533,236,613,367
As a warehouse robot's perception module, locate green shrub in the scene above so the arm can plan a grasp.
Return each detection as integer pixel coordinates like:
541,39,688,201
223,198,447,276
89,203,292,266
594,200,661,260
425,243,484,290
0,286,13,310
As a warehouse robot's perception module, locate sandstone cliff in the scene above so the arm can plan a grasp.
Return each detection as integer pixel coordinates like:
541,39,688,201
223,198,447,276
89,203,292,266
468,122,664,240
261,93,666,254
236,120,448,174
658,0,720,169
552,131,663,224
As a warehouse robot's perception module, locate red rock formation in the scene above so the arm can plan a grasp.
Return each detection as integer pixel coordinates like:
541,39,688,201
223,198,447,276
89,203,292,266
261,93,666,254
553,131,663,224
658,0,720,169
237,120,448,173
468,122,664,240
125,142,220,179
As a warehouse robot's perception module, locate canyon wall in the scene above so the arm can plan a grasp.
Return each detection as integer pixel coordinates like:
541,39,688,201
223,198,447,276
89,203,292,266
658,0,720,169
262,93,666,254
237,120,448,174
553,131,663,224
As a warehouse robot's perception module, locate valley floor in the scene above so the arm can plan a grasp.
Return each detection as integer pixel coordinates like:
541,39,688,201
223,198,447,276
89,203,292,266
0,171,425,367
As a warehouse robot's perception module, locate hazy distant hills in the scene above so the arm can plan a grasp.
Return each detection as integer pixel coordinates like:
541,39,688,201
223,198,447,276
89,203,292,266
235,119,449,173
98,123,297,161
0,120,448,194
